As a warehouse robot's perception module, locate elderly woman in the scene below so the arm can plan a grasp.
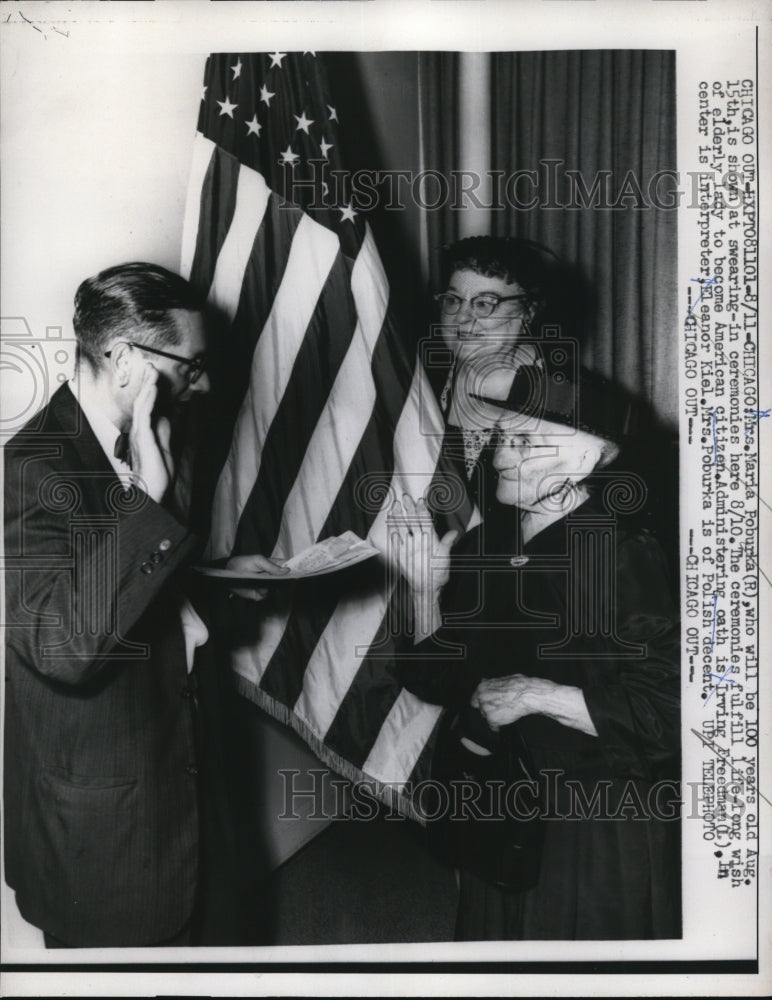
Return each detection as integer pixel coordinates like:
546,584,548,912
391,361,680,941
434,237,562,514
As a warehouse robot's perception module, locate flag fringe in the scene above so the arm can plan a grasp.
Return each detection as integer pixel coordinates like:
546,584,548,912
232,673,427,825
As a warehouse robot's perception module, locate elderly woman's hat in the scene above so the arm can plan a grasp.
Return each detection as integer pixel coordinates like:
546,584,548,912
470,360,637,450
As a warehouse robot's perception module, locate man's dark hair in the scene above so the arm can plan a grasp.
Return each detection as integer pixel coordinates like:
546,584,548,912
73,262,204,372
440,235,561,321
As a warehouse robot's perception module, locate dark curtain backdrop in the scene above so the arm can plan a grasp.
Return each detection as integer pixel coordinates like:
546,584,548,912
421,49,678,431
417,52,461,277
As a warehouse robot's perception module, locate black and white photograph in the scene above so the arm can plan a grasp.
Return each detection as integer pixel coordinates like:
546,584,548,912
0,1,768,997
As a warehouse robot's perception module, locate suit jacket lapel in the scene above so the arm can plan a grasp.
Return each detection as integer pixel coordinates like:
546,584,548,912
48,382,121,484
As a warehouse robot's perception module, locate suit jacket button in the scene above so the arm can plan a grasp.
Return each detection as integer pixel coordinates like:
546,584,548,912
159,539,172,552
151,552,163,564
140,561,153,574
186,764,199,776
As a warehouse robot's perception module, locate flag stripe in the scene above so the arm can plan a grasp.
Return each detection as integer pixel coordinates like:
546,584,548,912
254,239,425,709
321,599,404,767
362,689,444,787
317,317,441,546
272,227,387,558
258,357,446,718
207,212,340,558
292,585,394,739
257,579,340,708
230,192,304,345
187,142,241,294
207,163,271,320
230,607,289,687
196,193,307,522
255,373,414,708
326,359,446,551
180,133,217,280
290,363,447,753
234,253,361,559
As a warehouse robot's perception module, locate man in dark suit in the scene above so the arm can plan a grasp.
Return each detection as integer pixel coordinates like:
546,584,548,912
3,263,283,947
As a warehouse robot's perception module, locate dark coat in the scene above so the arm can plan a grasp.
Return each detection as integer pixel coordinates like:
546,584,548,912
3,383,201,946
398,497,681,939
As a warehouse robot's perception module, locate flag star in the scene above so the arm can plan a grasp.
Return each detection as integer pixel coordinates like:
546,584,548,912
327,105,339,122
279,145,300,166
321,182,329,198
259,85,275,107
200,84,207,102
303,51,317,57
217,95,238,118
294,111,314,134
269,52,287,69
319,136,334,159
246,113,262,137
231,59,242,80
339,202,358,223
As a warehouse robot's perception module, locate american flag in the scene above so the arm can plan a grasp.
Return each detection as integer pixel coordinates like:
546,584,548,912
180,52,476,813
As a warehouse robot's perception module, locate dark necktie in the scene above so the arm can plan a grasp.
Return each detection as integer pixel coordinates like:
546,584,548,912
114,432,132,467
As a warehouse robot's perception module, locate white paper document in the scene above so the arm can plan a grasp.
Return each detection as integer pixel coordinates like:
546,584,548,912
196,531,380,579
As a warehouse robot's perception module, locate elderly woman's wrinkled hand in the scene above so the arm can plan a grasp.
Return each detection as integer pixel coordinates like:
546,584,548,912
389,494,458,595
472,674,542,730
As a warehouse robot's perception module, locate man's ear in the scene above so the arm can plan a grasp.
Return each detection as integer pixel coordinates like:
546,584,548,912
108,341,133,387
573,436,605,483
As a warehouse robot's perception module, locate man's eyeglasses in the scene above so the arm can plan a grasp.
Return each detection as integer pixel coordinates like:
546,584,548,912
434,291,530,320
104,342,207,384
